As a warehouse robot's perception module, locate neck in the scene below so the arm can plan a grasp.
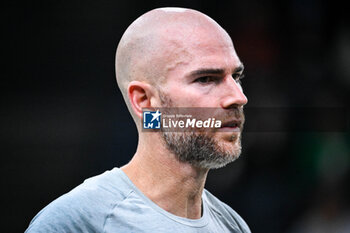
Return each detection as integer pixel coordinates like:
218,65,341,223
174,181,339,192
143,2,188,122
121,135,209,219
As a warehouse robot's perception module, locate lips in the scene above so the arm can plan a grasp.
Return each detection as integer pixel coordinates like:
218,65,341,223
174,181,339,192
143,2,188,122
220,120,242,131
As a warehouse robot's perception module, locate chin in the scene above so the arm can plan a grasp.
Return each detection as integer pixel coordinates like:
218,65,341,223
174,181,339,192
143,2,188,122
217,138,242,157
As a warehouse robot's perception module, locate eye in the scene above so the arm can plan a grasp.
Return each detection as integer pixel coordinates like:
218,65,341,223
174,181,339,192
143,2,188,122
194,76,217,84
232,73,245,84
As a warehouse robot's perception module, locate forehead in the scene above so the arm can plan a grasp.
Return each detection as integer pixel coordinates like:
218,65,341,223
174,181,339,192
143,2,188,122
160,27,241,77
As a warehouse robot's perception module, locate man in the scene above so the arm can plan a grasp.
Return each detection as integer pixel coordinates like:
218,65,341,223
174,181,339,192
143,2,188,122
26,7,250,232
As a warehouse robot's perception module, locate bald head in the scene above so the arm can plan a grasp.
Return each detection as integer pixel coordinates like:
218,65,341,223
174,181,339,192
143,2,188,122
115,8,233,107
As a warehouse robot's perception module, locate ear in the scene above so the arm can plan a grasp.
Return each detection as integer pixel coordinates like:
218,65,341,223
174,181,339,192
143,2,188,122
127,81,155,119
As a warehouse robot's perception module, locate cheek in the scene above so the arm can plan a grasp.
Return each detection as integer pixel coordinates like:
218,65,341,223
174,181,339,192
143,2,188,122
172,90,199,105
172,88,218,107
163,80,219,107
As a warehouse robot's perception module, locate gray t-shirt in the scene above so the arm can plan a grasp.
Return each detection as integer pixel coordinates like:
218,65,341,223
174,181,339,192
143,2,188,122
26,168,250,232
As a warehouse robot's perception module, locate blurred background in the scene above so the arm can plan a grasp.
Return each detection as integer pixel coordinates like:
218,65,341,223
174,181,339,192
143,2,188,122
2,0,349,232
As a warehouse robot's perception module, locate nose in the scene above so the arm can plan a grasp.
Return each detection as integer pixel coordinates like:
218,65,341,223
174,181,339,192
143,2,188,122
220,76,248,109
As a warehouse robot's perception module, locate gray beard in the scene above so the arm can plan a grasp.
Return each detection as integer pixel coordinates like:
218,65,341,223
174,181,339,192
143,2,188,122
158,89,242,169
161,131,241,169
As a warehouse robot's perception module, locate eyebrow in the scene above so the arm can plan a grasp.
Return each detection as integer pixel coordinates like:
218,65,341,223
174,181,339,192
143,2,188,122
189,64,244,76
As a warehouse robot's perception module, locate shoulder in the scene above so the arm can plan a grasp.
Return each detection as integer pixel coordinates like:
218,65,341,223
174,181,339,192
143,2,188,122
25,168,131,233
203,189,251,233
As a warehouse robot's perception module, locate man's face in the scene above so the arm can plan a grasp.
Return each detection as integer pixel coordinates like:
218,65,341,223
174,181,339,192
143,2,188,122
157,27,248,169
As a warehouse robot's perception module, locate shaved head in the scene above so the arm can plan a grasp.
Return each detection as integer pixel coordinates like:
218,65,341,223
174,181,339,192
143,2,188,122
115,7,234,121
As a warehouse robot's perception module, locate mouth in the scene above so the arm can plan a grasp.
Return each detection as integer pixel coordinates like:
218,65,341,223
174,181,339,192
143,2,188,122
220,120,242,132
